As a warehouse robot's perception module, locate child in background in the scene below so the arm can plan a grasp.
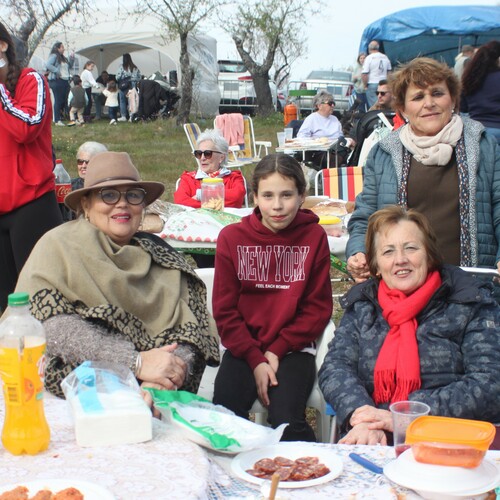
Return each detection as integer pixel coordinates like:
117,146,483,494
67,75,86,126
212,153,333,442
103,80,119,125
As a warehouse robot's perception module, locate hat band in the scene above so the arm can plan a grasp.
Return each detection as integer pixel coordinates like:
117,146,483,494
87,176,139,188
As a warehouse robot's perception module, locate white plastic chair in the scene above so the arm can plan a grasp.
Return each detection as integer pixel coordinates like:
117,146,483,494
194,267,336,442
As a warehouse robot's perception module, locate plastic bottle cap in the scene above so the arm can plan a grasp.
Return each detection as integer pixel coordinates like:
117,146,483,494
55,159,63,164
7,292,30,306
202,178,223,184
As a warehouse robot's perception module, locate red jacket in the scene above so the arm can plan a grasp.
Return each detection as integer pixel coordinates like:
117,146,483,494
174,169,246,208
0,69,55,214
213,208,333,370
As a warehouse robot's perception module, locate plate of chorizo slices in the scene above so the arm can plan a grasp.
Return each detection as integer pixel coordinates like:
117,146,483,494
231,442,343,488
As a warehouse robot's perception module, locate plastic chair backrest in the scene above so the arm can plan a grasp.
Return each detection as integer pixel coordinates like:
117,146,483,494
184,123,201,151
315,166,364,200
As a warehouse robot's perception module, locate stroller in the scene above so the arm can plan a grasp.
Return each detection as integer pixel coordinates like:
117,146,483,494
347,110,395,166
135,79,179,121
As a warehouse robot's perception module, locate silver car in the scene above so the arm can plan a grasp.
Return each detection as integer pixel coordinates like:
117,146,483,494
218,60,277,114
288,70,353,116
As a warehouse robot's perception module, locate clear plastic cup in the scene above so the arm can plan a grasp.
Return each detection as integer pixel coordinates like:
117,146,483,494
277,132,285,147
284,128,293,142
390,401,430,457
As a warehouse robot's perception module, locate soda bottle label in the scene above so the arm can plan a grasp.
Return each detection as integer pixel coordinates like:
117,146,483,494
55,183,71,203
0,338,46,406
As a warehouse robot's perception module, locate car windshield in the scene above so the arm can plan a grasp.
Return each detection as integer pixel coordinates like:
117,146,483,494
306,70,352,82
218,61,247,73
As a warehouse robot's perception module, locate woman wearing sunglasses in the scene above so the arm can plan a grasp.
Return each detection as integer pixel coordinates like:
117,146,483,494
297,90,352,168
15,151,220,406
71,141,108,191
174,129,246,208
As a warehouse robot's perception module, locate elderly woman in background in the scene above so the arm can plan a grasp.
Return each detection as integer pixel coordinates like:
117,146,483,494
297,90,352,168
461,41,500,145
174,129,246,208
347,57,500,282
71,141,108,190
320,206,500,445
16,152,219,400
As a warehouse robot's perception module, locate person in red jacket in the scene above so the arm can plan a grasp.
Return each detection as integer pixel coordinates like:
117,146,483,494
0,22,62,312
212,153,333,442
174,129,246,208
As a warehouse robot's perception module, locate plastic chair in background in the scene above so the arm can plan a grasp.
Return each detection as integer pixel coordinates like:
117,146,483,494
314,166,364,200
194,267,337,443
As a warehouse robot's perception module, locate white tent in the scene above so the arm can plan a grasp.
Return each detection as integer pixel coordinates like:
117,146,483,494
31,16,220,116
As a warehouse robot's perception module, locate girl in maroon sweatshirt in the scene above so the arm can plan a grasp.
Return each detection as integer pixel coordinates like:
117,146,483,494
213,153,333,441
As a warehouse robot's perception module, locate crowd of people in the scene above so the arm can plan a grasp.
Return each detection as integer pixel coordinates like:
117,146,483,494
1,16,499,448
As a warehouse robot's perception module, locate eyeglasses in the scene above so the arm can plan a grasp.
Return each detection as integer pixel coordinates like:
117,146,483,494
98,188,146,205
77,159,90,165
193,150,221,159
376,91,389,96
322,101,335,106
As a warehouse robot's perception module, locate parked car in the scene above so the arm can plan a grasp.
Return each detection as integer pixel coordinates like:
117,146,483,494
288,70,353,116
218,60,277,114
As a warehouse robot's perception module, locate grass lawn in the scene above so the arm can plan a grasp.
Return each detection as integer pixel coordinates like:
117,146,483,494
52,114,286,203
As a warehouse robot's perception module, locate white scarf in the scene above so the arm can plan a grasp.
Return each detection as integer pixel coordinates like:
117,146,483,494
399,114,463,166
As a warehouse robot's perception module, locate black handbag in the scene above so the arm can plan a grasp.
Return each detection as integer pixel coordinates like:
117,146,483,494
118,77,132,92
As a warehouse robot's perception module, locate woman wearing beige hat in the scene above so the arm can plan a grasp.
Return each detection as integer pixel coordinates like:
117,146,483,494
16,151,220,402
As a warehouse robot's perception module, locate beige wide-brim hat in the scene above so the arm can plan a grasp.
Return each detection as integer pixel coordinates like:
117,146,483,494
65,151,165,211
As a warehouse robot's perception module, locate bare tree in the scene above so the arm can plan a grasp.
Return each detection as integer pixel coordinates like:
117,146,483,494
227,0,320,116
2,0,89,65
138,0,225,124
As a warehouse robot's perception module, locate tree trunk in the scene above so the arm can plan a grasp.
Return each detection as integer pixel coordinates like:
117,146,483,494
176,32,193,125
252,72,274,117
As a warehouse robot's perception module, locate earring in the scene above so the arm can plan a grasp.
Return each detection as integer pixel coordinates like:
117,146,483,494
451,108,455,114
85,213,90,221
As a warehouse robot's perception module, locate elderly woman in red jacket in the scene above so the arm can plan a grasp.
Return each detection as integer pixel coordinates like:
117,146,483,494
174,129,246,208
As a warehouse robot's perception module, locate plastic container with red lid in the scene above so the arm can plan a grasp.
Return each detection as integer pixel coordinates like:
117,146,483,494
405,416,496,468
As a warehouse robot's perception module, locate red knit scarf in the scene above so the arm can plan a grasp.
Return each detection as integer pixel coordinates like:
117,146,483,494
373,270,442,404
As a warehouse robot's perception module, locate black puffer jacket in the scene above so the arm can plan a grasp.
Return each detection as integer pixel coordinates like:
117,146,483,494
137,80,168,119
319,265,500,429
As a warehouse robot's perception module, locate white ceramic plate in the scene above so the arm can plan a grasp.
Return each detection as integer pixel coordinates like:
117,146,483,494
231,442,343,488
0,479,115,499
383,449,500,499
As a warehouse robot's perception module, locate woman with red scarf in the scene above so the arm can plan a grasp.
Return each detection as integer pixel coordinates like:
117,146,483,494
319,205,500,445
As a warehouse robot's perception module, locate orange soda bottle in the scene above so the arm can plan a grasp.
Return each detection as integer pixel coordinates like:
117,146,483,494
0,292,50,454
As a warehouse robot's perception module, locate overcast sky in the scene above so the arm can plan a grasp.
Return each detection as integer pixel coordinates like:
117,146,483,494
208,0,499,81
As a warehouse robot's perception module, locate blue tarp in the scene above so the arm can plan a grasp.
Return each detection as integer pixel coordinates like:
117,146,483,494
359,6,500,67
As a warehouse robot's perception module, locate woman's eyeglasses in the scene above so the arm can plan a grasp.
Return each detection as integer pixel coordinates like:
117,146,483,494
98,188,146,205
77,159,90,165
193,150,221,159
322,101,335,106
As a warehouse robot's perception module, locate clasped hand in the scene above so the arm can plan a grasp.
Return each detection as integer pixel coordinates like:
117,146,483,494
338,405,393,445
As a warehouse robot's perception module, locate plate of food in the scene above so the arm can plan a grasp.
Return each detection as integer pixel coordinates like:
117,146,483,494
231,442,343,488
0,479,115,499
383,449,500,500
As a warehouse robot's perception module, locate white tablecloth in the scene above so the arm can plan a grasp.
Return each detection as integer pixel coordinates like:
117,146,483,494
206,443,500,499
0,393,210,499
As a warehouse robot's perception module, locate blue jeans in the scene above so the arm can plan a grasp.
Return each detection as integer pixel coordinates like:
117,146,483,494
118,90,128,119
108,106,118,120
366,83,378,108
49,79,70,122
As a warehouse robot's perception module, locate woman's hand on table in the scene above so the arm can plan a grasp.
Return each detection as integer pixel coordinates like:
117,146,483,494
347,252,370,283
137,343,187,389
338,422,387,445
254,361,278,407
350,405,393,432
